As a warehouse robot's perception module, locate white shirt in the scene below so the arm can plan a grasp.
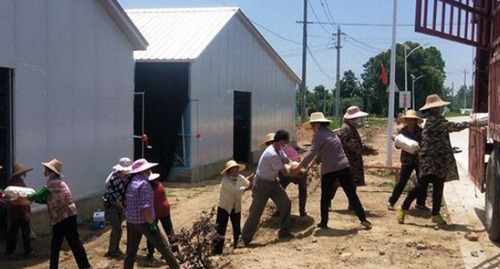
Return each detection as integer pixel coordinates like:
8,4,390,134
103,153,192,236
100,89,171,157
218,174,250,213
255,145,287,180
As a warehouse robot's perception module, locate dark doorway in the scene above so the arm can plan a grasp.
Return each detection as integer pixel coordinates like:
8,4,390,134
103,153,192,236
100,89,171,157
233,91,251,163
134,63,189,179
0,67,14,239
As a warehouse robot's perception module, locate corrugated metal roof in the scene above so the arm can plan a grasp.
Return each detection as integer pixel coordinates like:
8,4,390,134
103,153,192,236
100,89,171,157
127,7,238,62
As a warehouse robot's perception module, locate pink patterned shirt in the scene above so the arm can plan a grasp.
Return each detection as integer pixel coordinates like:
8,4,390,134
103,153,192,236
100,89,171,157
46,179,77,226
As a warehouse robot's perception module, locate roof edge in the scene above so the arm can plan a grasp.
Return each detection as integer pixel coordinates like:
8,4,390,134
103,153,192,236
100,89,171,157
135,59,194,63
235,10,301,84
126,7,239,14
98,0,149,50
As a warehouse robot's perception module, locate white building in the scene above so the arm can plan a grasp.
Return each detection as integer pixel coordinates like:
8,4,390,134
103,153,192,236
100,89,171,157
128,8,300,182
0,0,147,234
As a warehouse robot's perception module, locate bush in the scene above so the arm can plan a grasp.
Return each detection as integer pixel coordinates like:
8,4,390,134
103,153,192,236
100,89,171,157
176,208,222,269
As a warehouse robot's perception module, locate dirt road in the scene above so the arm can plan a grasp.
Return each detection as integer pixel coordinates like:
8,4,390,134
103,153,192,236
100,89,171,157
0,128,468,268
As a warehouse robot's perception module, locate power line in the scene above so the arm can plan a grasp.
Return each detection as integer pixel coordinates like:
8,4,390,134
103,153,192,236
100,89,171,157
344,39,380,53
344,33,384,52
279,42,332,54
319,0,338,31
283,47,331,58
308,0,334,36
307,46,334,79
249,19,302,45
322,0,338,28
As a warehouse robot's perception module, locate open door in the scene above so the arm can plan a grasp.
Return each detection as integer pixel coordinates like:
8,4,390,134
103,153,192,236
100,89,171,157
0,67,14,239
233,91,252,163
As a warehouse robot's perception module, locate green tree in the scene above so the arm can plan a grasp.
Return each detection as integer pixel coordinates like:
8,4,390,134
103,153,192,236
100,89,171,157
361,42,446,115
450,85,472,112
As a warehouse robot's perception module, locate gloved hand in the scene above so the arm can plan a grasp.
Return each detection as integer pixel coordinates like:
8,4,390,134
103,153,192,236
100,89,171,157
148,222,158,232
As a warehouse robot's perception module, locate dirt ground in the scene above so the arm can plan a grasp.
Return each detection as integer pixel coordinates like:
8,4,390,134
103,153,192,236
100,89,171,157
0,127,472,268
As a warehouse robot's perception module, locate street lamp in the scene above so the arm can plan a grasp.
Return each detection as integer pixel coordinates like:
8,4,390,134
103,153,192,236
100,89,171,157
411,74,425,110
403,43,428,112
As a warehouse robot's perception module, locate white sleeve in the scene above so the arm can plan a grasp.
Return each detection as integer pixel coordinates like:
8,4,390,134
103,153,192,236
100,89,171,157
270,154,285,171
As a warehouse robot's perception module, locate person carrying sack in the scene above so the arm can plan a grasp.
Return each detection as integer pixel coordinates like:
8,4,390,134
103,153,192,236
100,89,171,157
5,163,35,259
295,112,372,229
241,130,298,246
397,95,484,225
388,110,429,211
27,159,92,269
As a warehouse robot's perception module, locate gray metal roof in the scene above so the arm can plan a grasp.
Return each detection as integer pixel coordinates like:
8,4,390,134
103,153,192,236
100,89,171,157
127,7,237,62
127,7,300,83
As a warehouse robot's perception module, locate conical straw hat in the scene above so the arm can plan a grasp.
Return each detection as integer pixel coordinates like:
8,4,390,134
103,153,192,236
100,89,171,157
258,133,275,150
419,94,450,111
302,112,332,129
42,159,63,176
220,160,246,175
401,109,424,124
12,163,34,177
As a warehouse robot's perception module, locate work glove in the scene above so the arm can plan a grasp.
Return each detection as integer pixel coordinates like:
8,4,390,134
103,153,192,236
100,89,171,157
148,222,158,232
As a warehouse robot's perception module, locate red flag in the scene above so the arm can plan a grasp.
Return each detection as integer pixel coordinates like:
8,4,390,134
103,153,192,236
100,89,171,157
380,61,388,86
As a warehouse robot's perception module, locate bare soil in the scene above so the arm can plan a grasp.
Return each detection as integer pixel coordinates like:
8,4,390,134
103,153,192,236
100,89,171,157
0,127,468,269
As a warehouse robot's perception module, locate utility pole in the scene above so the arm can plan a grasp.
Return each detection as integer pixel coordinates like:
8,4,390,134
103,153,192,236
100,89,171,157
333,27,342,118
300,0,308,123
463,69,467,109
386,0,398,168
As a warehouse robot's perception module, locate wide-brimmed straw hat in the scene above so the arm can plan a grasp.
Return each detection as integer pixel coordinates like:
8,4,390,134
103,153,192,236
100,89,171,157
13,163,34,177
131,158,158,174
401,109,424,124
344,106,369,120
302,112,332,129
113,157,133,172
258,133,275,150
148,173,160,181
220,160,246,175
42,159,63,176
419,94,450,111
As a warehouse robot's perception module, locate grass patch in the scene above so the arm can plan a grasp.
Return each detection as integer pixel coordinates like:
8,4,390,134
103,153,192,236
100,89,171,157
378,180,410,194
445,111,464,118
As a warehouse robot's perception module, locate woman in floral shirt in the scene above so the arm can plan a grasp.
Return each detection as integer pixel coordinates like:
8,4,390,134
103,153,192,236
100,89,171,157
28,159,92,269
103,157,132,257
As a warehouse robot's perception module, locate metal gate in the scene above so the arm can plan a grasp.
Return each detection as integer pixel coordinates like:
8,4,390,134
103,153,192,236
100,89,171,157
469,126,487,192
415,0,490,48
415,0,493,190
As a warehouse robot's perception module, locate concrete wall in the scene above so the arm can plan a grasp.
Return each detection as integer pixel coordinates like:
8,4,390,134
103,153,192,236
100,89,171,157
189,14,297,174
0,0,136,215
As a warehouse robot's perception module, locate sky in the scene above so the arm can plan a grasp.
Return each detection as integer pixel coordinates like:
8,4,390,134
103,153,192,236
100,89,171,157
118,0,473,96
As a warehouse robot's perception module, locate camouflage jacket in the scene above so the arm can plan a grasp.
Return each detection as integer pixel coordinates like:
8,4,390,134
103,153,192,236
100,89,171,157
419,114,469,182
338,123,376,186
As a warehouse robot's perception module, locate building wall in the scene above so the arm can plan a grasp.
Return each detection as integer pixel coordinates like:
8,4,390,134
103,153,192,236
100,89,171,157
0,0,135,205
189,14,297,168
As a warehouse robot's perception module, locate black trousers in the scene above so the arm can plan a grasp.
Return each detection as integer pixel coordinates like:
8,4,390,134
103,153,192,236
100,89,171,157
329,185,356,208
50,215,91,269
402,175,444,215
279,174,307,215
213,207,241,254
389,162,428,206
5,218,32,255
321,168,367,225
147,216,177,255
